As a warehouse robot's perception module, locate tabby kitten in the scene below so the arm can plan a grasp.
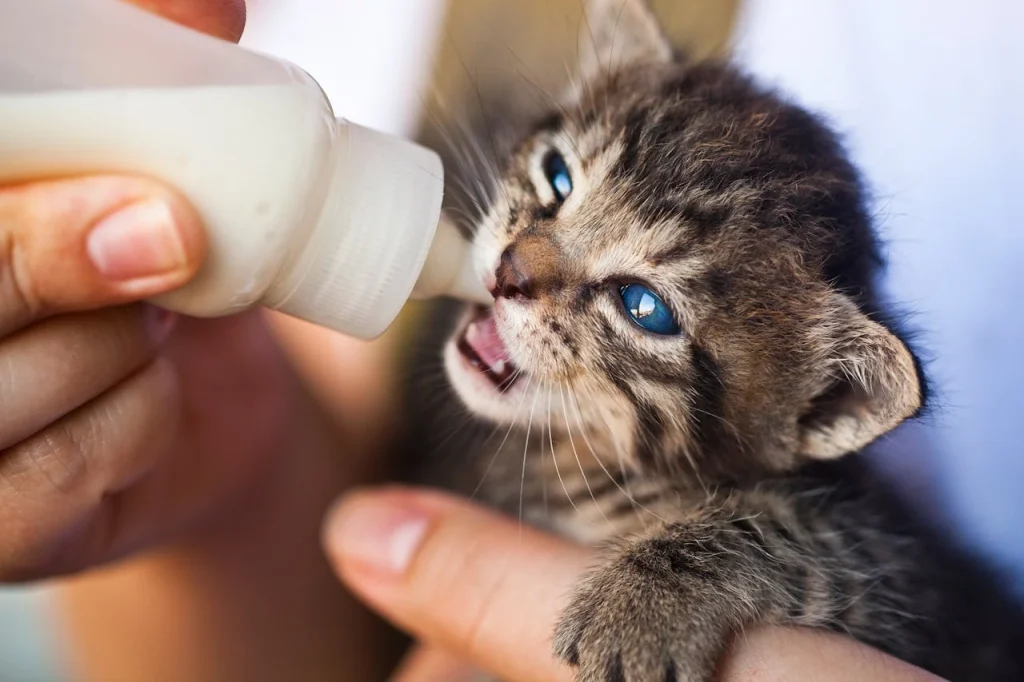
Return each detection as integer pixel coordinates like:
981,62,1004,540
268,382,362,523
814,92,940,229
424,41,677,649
407,1,1024,680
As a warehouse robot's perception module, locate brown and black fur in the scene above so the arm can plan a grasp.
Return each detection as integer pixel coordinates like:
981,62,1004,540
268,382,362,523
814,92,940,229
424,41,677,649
404,1,1024,680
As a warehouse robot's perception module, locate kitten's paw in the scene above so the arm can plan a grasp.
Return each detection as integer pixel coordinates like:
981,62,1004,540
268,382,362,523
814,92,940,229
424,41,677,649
553,545,728,682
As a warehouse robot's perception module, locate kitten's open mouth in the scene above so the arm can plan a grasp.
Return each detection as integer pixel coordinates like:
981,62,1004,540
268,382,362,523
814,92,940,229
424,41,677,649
456,307,520,390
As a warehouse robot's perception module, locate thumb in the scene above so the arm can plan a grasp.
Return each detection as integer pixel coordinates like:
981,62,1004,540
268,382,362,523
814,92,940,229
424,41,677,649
323,487,586,682
0,175,205,334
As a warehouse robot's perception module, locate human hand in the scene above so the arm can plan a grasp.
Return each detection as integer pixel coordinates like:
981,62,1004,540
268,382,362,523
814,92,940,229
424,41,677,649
0,0,317,581
0,178,297,580
324,487,948,682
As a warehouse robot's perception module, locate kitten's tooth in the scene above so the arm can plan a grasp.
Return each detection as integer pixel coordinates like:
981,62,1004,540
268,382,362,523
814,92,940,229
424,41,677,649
466,322,480,344
492,359,506,375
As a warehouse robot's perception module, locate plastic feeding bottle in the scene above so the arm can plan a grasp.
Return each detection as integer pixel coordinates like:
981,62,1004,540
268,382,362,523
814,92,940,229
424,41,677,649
0,0,489,339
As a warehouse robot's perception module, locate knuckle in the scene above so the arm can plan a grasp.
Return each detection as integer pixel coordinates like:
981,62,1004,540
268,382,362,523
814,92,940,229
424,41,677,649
21,419,93,497
0,450,82,582
0,182,81,328
0,406,103,501
0,226,40,329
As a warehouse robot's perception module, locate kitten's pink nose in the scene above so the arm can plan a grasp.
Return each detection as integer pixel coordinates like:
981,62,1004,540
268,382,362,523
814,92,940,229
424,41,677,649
492,245,534,299
491,237,561,300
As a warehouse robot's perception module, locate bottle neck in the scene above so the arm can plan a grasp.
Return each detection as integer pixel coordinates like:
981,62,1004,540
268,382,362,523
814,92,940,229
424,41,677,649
411,215,491,304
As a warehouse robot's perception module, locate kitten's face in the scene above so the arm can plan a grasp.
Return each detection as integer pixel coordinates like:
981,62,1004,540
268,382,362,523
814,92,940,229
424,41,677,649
443,5,921,480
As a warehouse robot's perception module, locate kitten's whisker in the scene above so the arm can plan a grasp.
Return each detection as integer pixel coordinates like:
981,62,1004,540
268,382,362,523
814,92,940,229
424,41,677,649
449,116,500,211
519,382,543,540
573,380,651,530
550,382,581,515
501,48,584,163
405,362,487,472
448,105,500,177
470,376,533,501
559,380,611,527
432,28,506,215
575,0,605,84
541,386,551,520
463,75,514,221
428,407,480,452
659,403,709,494
605,0,630,85
689,404,743,444
409,358,530,475
567,379,668,525
443,205,482,225
418,102,492,214
571,4,610,130
499,368,525,395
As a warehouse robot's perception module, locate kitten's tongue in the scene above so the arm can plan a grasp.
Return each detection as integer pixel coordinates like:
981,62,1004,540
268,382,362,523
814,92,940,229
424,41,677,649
464,309,509,374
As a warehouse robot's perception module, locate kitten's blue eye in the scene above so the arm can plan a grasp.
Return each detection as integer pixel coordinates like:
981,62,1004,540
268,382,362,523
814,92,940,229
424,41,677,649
542,150,573,202
619,284,681,335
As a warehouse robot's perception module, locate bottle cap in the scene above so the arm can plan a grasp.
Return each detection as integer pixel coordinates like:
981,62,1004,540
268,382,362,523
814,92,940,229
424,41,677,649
264,121,486,339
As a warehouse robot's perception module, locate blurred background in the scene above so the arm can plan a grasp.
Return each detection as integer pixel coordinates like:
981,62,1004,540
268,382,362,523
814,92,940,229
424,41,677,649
2,0,1021,679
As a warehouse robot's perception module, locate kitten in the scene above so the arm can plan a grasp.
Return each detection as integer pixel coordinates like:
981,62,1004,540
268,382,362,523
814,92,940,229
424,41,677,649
405,1,1024,680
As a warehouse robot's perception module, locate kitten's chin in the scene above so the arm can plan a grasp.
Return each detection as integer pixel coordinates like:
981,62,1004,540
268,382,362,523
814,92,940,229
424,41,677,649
445,305,528,423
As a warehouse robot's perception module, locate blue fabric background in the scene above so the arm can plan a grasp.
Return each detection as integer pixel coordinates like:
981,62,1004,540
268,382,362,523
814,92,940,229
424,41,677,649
734,0,1024,587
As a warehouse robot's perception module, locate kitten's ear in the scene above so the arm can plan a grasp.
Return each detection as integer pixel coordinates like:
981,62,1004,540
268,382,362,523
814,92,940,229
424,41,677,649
798,295,924,459
578,0,674,80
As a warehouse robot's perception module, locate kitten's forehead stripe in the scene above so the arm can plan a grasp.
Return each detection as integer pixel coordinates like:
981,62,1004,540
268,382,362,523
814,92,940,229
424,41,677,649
534,111,565,135
529,203,559,224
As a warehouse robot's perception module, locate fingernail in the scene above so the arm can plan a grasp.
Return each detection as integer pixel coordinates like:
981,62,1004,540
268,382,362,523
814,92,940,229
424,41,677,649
144,305,178,343
327,496,429,576
87,199,187,282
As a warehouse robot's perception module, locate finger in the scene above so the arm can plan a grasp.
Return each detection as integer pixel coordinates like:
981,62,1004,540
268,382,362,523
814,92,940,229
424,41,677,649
0,304,176,449
0,176,205,335
391,644,481,682
0,357,181,580
718,626,947,682
324,487,586,682
126,0,246,42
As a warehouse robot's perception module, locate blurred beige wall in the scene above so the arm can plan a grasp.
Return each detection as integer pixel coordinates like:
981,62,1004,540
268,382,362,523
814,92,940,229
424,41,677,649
421,0,738,140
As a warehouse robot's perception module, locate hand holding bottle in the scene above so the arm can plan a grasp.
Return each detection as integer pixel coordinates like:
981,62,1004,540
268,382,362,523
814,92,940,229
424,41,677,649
0,1,310,583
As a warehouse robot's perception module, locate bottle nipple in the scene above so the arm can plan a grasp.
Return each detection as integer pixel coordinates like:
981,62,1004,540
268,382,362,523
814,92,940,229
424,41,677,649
413,215,492,305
